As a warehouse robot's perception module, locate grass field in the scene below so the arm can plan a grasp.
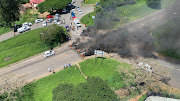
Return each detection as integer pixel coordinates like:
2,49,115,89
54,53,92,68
152,20,180,60
80,12,95,26
114,0,175,27
0,28,48,68
0,25,67,68
16,58,133,101
0,27,11,35
84,0,100,4
81,0,175,28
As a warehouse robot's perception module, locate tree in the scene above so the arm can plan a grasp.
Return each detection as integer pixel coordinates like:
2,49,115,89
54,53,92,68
0,0,20,27
53,77,118,101
37,0,72,13
146,0,161,9
41,24,67,49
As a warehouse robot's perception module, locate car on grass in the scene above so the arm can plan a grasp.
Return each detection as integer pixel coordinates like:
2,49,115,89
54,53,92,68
78,10,83,15
44,51,55,57
35,19,43,23
22,22,32,26
17,26,31,33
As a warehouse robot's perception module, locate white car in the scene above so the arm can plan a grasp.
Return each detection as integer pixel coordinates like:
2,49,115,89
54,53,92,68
22,22,32,26
44,51,55,57
17,26,31,33
72,9,76,14
76,6,80,11
48,18,53,23
42,21,47,27
35,19,43,23
74,18,81,27
55,22,61,26
78,10,83,15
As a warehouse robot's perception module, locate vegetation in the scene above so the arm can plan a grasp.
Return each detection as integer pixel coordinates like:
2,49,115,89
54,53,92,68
38,0,71,13
0,58,131,101
41,24,68,49
84,0,100,4
0,0,20,27
53,77,118,101
0,25,67,68
15,9,39,25
80,12,96,26
146,0,161,9
0,27,11,35
138,94,147,101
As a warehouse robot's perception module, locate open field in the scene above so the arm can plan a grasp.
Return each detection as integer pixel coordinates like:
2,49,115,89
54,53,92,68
81,0,175,28
80,12,95,26
0,27,11,35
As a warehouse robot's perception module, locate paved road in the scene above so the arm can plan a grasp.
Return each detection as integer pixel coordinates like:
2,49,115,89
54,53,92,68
0,0,93,89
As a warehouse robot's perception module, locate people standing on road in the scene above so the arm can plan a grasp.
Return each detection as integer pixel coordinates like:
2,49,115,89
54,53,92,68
71,22,72,25
71,26,74,31
69,63,71,67
48,68,52,72
63,64,66,69
66,63,68,68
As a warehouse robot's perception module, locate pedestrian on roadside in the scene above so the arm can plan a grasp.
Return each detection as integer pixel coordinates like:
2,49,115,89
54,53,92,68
71,22,72,25
63,64,66,69
69,63,71,67
71,26,74,31
48,68,52,72
70,17,72,20
52,70,55,73
77,26,78,30
66,63,68,68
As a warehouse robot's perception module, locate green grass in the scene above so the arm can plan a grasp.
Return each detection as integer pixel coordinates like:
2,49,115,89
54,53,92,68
84,0,100,4
16,58,133,101
114,0,175,27
80,12,96,26
80,58,133,90
0,27,11,35
0,28,49,68
139,94,147,101
0,25,68,68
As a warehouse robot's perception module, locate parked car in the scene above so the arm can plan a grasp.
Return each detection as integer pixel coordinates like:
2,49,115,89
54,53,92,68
55,22,61,26
35,19,43,23
22,22,32,26
72,9,76,14
42,21,47,27
14,25,22,32
17,26,31,33
62,9,67,13
76,6,80,11
78,10,83,15
74,18,81,27
48,18,53,23
44,51,55,57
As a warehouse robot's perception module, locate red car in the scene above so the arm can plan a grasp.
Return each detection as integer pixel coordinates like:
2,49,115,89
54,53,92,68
47,15,53,19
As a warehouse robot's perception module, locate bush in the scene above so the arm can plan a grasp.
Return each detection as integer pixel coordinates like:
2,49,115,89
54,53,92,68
146,0,161,9
53,77,118,101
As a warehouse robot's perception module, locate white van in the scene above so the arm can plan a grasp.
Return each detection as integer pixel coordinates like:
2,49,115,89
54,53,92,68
74,18,81,27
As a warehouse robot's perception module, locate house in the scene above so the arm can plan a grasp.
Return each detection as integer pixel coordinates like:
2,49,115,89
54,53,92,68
30,0,45,4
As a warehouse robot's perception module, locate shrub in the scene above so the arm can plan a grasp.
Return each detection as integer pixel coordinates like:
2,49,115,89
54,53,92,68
53,77,118,101
146,0,161,9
